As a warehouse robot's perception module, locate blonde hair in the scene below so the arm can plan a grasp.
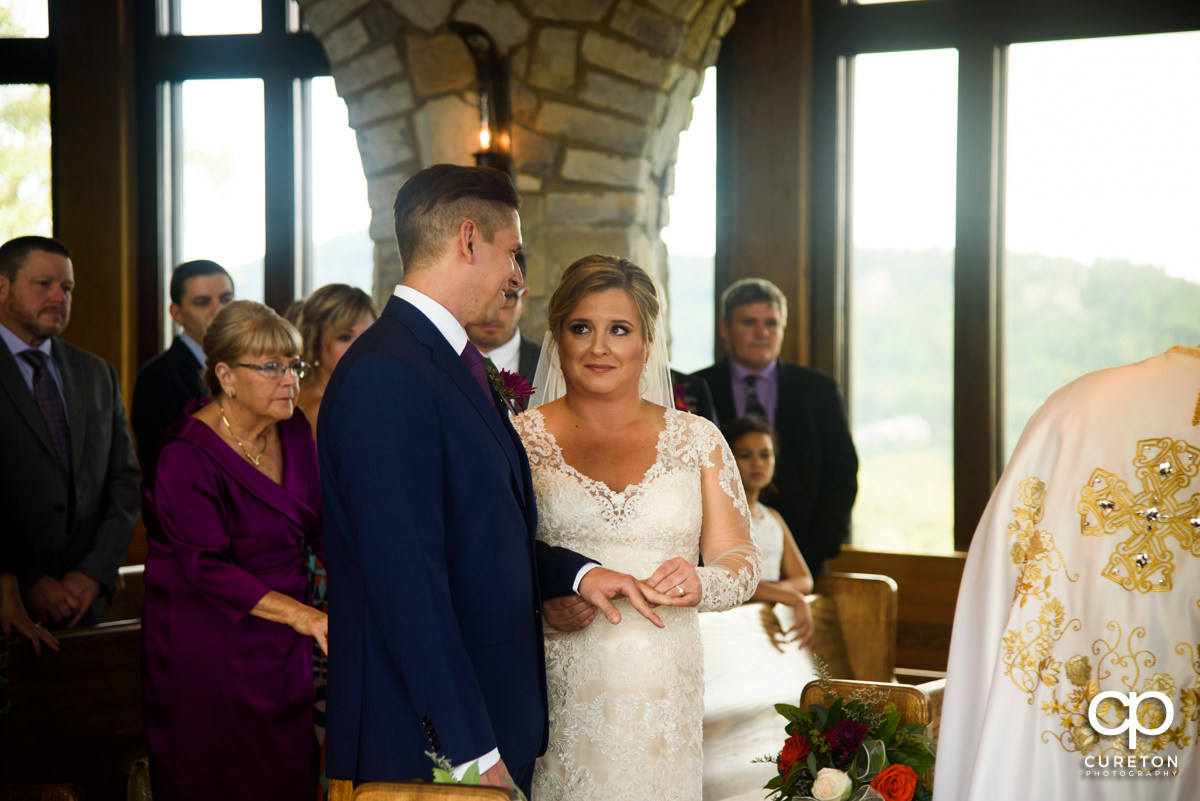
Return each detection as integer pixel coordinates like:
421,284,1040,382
296,284,378,379
202,300,302,396
545,255,660,345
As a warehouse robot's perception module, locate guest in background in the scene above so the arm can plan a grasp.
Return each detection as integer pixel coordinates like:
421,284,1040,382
142,301,325,801
723,415,813,648
465,258,540,385
131,259,233,483
693,278,858,576
296,283,378,438
0,235,140,628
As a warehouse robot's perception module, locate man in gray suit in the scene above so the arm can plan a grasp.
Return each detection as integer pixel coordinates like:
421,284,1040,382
0,235,140,627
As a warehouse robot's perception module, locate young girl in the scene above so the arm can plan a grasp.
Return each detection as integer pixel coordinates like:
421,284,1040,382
723,415,815,649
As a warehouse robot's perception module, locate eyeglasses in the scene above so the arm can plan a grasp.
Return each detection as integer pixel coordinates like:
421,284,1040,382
501,286,528,310
234,360,309,380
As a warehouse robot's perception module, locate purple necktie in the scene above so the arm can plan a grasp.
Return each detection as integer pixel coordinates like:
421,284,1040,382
744,375,767,422
460,342,497,410
21,349,72,472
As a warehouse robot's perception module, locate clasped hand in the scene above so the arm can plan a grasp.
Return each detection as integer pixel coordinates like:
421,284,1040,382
544,559,702,633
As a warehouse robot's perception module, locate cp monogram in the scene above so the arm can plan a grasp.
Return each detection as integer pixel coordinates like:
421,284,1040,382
1087,690,1175,749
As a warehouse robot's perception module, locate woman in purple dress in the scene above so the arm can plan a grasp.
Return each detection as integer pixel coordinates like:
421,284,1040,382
142,301,327,801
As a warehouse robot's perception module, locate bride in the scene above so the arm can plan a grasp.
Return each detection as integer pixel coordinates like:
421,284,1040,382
513,254,760,801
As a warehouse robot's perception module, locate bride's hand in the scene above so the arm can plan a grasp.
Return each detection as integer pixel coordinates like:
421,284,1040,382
645,557,701,607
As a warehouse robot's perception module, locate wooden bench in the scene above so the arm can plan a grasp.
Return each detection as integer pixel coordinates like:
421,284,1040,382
1,565,147,801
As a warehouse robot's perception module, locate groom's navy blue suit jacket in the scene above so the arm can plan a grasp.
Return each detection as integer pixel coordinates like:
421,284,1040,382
319,295,588,783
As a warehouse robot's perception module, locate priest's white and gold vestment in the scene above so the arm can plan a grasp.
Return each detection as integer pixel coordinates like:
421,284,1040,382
934,347,1200,800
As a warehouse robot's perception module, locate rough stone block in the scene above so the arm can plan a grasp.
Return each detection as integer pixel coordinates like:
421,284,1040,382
361,1,403,41
679,0,723,64
407,32,475,96
515,173,543,195
641,0,706,22
366,168,408,210
512,124,560,177
581,31,675,88
412,94,480,166
579,71,662,121
322,17,370,64
369,207,397,243
530,0,613,22
335,46,406,95
356,120,415,175
650,68,700,175
511,79,540,125
456,0,533,52
381,0,452,30
298,0,357,37
611,0,685,54
526,27,578,92
560,149,647,188
346,81,415,127
541,225,639,278
545,191,645,225
538,101,646,156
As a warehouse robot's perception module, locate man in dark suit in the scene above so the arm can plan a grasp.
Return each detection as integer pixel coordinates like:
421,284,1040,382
693,278,858,576
466,266,541,386
0,235,140,627
130,259,233,482
319,164,667,797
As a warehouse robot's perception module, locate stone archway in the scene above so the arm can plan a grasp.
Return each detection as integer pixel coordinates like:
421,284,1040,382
296,0,744,332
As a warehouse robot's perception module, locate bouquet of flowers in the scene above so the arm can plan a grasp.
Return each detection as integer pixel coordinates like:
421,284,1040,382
763,685,936,801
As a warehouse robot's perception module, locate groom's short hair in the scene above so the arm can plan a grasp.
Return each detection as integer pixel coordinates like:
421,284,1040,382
393,164,520,272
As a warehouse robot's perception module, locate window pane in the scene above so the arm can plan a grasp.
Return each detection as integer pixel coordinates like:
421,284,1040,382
664,65,716,374
1004,32,1200,461
0,83,51,240
310,76,372,296
178,79,265,302
179,0,261,36
0,0,48,37
849,49,958,553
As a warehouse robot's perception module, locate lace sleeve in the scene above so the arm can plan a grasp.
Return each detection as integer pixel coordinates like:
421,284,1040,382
690,417,760,612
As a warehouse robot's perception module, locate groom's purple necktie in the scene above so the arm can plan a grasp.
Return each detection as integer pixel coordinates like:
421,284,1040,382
460,342,498,411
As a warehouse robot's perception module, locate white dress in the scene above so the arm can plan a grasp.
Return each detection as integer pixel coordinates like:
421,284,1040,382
514,407,759,801
749,503,785,582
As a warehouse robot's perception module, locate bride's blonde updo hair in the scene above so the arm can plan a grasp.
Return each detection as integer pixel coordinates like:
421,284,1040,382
545,255,660,344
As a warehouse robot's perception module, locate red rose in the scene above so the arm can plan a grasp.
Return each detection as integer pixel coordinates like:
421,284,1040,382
778,733,811,774
869,763,918,801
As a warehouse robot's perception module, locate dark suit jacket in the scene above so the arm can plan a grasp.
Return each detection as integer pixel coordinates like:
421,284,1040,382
131,336,207,484
318,296,588,784
516,334,541,386
693,358,858,575
0,337,141,613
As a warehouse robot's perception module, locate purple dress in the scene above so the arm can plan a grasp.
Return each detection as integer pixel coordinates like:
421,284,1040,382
142,399,323,801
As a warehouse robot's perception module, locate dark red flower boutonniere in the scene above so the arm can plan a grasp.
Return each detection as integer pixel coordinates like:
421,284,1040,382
484,359,535,414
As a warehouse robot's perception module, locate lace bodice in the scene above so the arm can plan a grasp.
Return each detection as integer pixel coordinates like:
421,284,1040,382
514,407,758,611
750,503,785,582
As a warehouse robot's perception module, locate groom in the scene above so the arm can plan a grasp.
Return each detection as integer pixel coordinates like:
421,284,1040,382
319,164,667,797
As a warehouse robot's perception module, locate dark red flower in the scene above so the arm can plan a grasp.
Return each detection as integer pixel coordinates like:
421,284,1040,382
778,732,811,774
825,719,869,764
673,380,690,412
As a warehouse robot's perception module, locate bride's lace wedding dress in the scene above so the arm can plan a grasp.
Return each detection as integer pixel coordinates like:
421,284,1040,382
514,407,759,801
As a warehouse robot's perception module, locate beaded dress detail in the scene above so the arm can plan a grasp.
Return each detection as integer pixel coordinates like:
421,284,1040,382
514,407,758,801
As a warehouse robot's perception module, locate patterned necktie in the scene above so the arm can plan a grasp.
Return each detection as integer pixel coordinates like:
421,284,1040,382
460,342,498,412
21,349,72,472
744,374,767,422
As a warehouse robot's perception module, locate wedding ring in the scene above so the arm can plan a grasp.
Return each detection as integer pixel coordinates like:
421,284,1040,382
676,585,685,597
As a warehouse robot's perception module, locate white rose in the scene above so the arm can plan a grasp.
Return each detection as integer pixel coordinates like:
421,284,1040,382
810,767,853,801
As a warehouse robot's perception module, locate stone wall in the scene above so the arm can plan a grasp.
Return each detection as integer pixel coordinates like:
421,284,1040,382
295,0,744,335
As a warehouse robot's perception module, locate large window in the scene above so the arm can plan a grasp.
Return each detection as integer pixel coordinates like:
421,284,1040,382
138,0,372,358
811,0,1200,552
0,1,51,242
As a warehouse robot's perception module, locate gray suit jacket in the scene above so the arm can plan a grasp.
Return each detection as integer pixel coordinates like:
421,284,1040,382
0,337,140,598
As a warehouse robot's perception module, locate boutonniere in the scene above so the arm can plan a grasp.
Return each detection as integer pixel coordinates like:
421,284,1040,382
484,359,535,414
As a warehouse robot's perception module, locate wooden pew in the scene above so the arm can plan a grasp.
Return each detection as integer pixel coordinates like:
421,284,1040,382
1,565,147,801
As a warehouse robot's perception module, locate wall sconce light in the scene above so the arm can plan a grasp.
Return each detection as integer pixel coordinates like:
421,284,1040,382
451,22,513,174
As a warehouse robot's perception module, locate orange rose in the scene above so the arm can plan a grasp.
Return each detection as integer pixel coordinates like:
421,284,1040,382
870,763,918,801
778,732,811,774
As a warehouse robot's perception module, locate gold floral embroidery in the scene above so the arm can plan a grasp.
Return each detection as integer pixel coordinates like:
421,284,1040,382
1078,437,1200,592
1036,623,1198,763
1007,476,1078,606
1001,597,1082,699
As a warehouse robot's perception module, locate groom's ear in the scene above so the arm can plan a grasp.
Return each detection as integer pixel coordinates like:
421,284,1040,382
456,219,478,262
